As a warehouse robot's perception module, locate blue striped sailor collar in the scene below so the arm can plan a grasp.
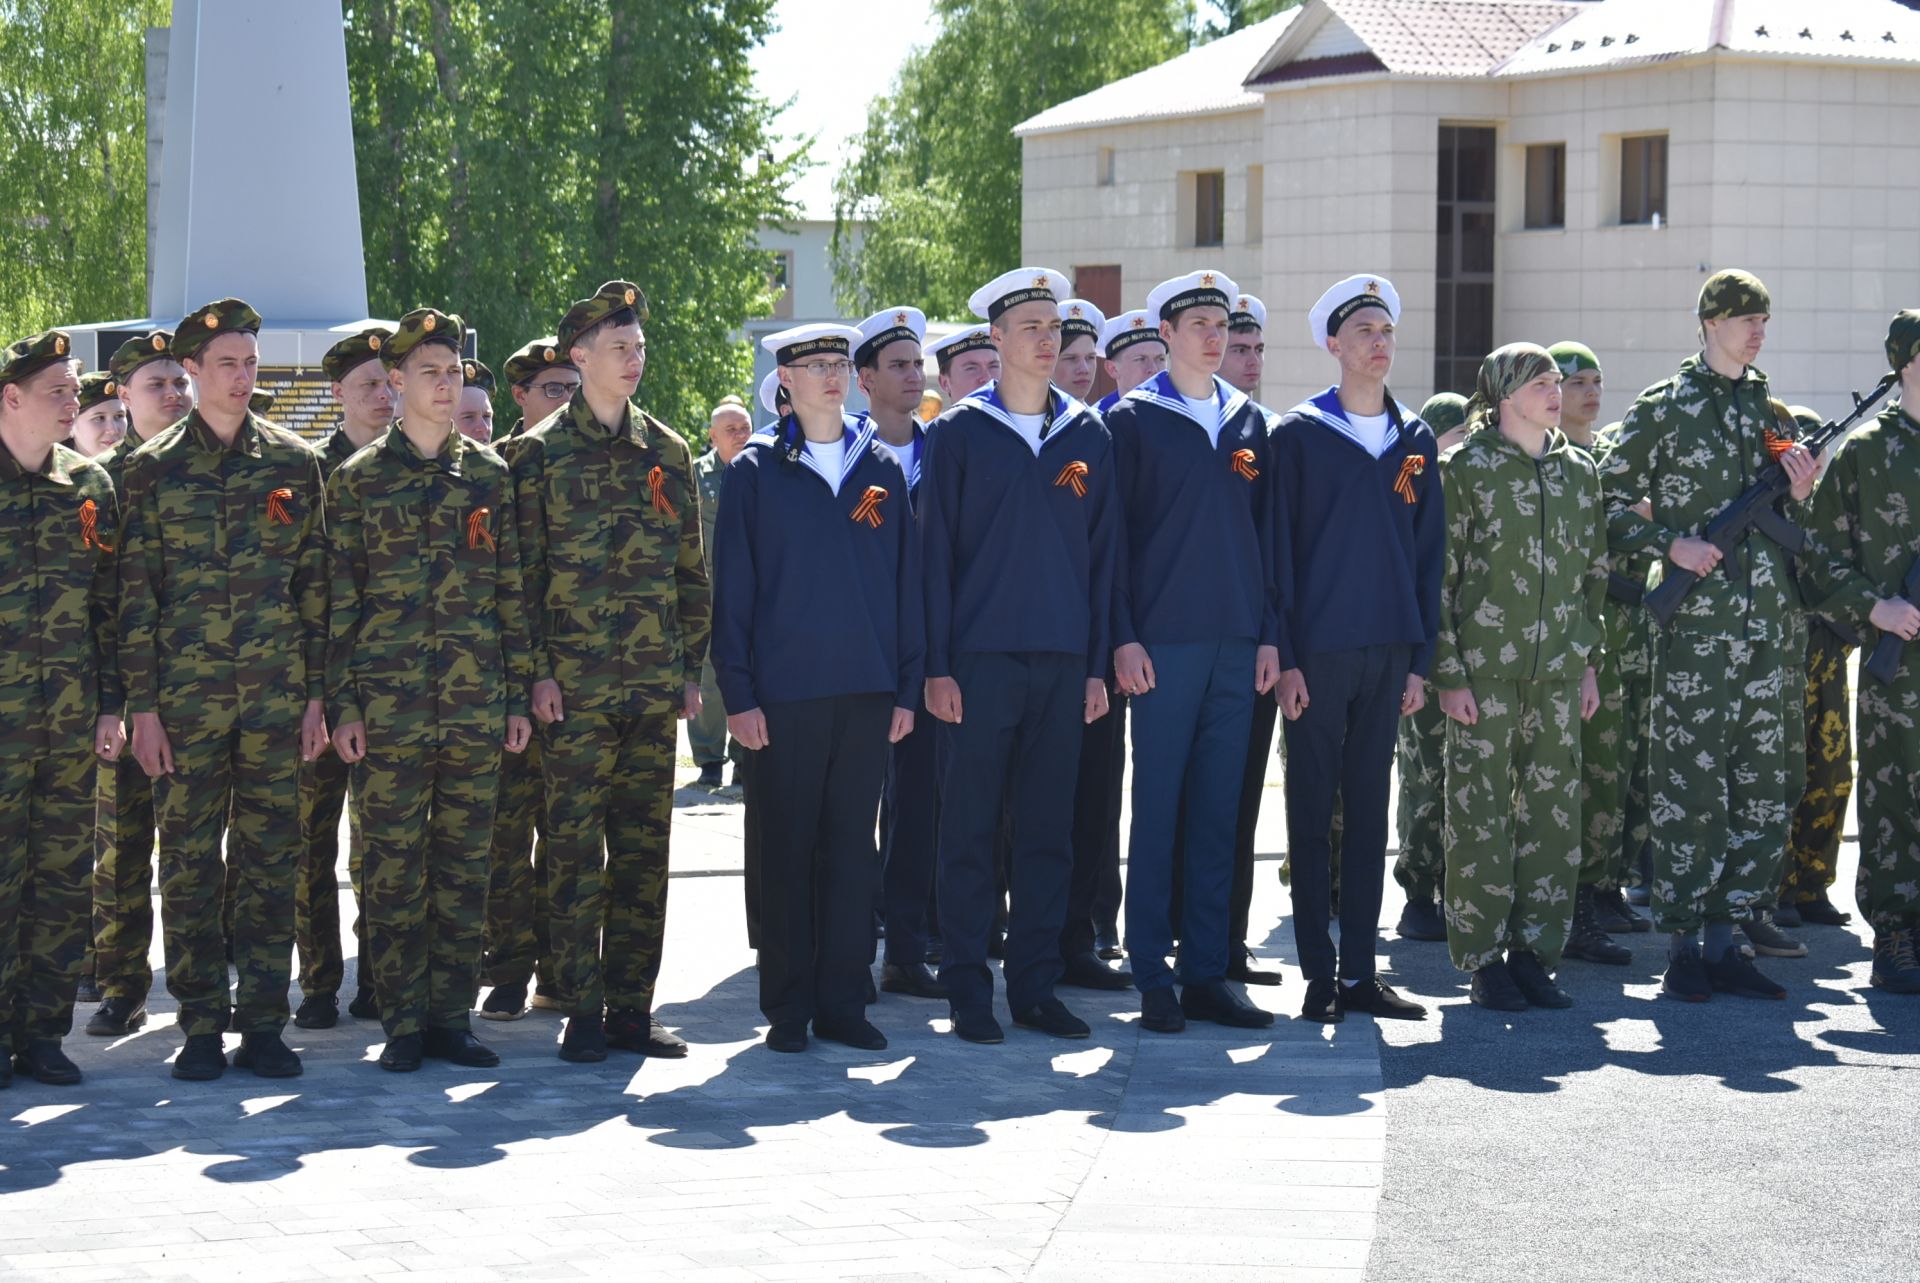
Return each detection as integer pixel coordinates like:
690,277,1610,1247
1122,369,1251,434
1285,386,1431,454
857,410,926,489
956,380,1094,454
746,411,878,491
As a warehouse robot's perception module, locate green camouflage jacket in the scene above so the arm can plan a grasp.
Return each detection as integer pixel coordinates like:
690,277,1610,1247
1432,426,1608,690
319,426,371,481
505,394,710,712
1803,403,1920,644
694,447,723,572
1600,355,1808,643
117,410,329,738
1590,422,1655,677
324,423,530,745
0,442,121,756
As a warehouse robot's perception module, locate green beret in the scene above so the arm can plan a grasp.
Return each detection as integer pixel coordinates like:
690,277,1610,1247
1697,270,1771,322
1547,340,1599,377
503,336,574,386
249,389,276,416
382,307,466,370
1419,391,1469,435
172,298,263,362
322,325,396,381
77,371,120,412
1885,310,1920,374
109,330,176,384
557,280,649,354
461,358,495,393
0,328,75,392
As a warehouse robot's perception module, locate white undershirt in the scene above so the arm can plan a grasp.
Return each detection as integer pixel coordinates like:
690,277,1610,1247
889,436,920,479
1006,411,1047,455
1182,393,1222,447
805,436,847,494
1347,410,1392,458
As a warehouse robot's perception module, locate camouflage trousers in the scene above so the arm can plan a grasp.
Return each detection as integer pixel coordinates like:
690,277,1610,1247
154,727,302,1038
481,737,554,990
1781,627,1853,903
1648,633,1805,934
1586,599,1653,890
1,749,94,1052
1853,656,1920,931
296,749,367,1000
541,706,674,1017
1442,679,1582,971
354,738,500,1039
1393,696,1446,903
91,754,157,1004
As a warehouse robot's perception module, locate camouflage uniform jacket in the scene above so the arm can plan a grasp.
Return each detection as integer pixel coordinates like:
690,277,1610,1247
319,427,369,481
1600,355,1809,643
324,423,530,745
0,442,121,755
1803,403,1920,642
1431,426,1608,691
694,447,724,574
117,410,329,737
1590,421,1655,677
506,394,710,711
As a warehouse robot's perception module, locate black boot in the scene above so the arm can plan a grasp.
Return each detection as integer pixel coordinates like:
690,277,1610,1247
558,1013,607,1063
1469,958,1528,1012
233,1032,303,1078
172,1033,227,1081
13,1040,82,1085
86,996,147,1037
293,993,338,1029
1506,950,1573,1008
1562,888,1632,965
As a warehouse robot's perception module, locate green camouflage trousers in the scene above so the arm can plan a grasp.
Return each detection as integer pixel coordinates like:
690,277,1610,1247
541,707,674,1017
1394,696,1446,902
296,749,367,1000
91,754,157,1004
1782,627,1853,902
1853,655,1920,931
482,737,555,990
2,749,94,1052
1648,634,1805,933
154,727,302,1038
1578,659,1626,889
355,739,500,1038
1443,679,1582,971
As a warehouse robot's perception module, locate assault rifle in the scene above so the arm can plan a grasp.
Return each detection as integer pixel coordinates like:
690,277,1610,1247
1864,554,1920,685
1645,374,1897,629
1606,569,1645,607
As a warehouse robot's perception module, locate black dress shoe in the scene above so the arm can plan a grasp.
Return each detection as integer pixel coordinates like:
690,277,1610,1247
347,986,380,1020
478,982,528,1021
1793,894,1853,927
1140,987,1185,1033
1506,951,1573,1009
815,1018,888,1051
558,1014,608,1063
1011,998,1090,1039
1340,977,1428,1020
1181,979,1275,1028
379,1032,424,1072
1061,950,1131,991
1095,929,1123,961
880,961,947,999
950,1007,1005,1044
1300,978,1343,1023
766,1021,809,1052
1225,948,1283,986
233,1033,303,1078
293,993,339,1030
1469,960,1529,1012
87,996,147,1037
422,1028,500,1067
172,1033,227,1081
13,1040,82,1086
1395,896,1448,942
606,1008,689,1058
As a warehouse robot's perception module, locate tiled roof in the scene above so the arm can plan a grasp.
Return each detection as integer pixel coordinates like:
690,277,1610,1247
1496,0,1920,76
1247,0,1580,84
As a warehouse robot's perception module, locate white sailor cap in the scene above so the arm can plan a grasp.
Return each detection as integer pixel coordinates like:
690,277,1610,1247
1057,299,1107,347
854,307,927,366
758,369,782,416
1309,274,1400,353
925,325,998,372
967,267,1071,322
1146,269,1238,324
1228,292,1267,331
1100,309,1164,359
760,321,863,365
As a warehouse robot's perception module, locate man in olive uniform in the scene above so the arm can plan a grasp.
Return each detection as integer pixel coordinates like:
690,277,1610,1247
120,298,331,1079
689,396,752,792
327,308,532,1070
1599,270,1817,1002
1,330,122,1087
510,281,708,1061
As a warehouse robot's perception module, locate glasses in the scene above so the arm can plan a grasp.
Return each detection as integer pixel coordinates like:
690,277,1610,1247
529,380,581,400
789,360,851,379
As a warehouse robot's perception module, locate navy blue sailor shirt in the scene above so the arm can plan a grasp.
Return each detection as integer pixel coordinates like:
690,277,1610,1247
1106,369,1277,649
917,382,1118,680
711,412,924,712
1268,386,1444,677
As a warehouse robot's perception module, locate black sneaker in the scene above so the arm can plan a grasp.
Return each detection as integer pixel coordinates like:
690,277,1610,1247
1011,998,1090,1039
1772,901,1804,929
1180,979,1275,1028
1662,946,1712,1003
86,996,147,1037
558,1014,607,1063
13,1041,82,1086
606,1009,688,1058
1394,896,1447,942
1140,987,1185,1034
814,1018,888,1051
1469,960,1529,1012
379,1032,424,1073
950,1007,1005,1044
880,961,947,999
696,764,723,790
1706,948,1787,1000
347,986,379,1020
1225,948,1283,986
422,1028,500,1067
74,975,102,1005
478,982,529,1021
1870,929,1920,994
233,1033,303,1078
1794,894,1853,927
1299,978,1342,1024
1506,951,1573,1008
1338,977,1429,1020
1741,914,1807,958
765,1020,808,1053
172,1033,227,1080
1595,885,1651,933
1061,950,1132,991
293,994,338,1030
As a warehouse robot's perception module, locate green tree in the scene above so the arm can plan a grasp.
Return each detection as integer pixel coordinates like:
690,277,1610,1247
831,0,1188,320
0,0,170,344
1196,0,1300,43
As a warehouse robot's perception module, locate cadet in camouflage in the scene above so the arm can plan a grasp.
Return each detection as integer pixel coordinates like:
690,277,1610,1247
1,329,122,1087
326,308,531,1070
510,281,709,1063
119,298,331,1080
1433,344,1607,1009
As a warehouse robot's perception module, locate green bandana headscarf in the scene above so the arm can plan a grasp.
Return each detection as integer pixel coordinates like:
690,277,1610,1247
1465,342,1558,432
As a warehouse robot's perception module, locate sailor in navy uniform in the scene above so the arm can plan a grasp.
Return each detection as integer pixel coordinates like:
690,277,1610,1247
927,325,1001,405
1272,275,1440,1025
920,267,1118,1044
713,323,922,1054
1094,310,1168,417
1055,299,1106,405
1105,270,1279,1033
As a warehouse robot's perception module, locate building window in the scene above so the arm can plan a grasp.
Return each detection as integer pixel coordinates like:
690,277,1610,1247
1096,146,1115,187
1620,133,1667,225
1245,164,1264,244
1523,143,1565,230
1193,170,1225,247
1435,124,1497,396
768,250,794,320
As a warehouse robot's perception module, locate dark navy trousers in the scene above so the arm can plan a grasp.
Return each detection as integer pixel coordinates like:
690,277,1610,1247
1064,686,1126,958
878,698,937,968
